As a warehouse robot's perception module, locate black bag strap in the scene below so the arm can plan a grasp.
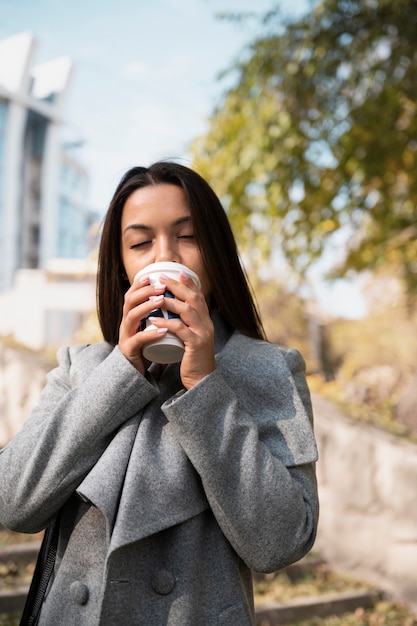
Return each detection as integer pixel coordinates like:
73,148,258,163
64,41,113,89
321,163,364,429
19,512,61,626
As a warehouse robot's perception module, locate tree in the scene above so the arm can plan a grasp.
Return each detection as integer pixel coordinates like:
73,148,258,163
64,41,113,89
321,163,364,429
191,0,417,295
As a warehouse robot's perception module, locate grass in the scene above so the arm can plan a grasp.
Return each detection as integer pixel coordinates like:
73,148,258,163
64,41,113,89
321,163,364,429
253,558,417,625
0,529,43,548
307,375,417,445
254,560,369,605
0,615,20,626
0,528,41,590
285,603,417,626
0,559,35,590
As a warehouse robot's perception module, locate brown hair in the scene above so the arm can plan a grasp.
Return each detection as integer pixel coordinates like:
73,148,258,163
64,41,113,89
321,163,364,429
97,161,266,345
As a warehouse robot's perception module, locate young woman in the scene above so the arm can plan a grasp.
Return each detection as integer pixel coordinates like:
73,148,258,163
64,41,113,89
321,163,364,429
0,162,319,625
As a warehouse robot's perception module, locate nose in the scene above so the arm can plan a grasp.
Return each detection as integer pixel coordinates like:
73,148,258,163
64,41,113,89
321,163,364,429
155,235,180,263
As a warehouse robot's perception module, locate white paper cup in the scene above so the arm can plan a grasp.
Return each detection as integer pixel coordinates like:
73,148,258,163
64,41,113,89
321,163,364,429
134,262,201,364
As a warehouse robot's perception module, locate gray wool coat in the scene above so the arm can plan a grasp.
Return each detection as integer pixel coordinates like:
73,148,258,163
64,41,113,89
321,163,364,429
0,316,319,626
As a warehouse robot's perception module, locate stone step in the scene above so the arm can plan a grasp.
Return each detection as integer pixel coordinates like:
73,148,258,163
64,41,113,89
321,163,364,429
0,542,40,616
255,589,384,625
0,541,41,566
0,585,29,615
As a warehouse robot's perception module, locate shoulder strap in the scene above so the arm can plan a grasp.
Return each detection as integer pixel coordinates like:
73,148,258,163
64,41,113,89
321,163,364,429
20,512,61,626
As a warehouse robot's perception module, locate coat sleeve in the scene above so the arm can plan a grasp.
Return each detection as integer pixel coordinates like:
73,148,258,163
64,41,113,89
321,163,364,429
162,343,319,573
0,344,158,533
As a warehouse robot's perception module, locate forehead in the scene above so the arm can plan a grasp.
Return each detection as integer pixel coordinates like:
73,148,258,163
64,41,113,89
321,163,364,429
121,184,190,223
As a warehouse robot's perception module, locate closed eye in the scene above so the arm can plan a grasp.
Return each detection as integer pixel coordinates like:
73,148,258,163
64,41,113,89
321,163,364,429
130,240,152,249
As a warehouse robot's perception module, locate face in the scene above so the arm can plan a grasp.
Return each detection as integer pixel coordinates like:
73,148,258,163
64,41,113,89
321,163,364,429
120,184,212,299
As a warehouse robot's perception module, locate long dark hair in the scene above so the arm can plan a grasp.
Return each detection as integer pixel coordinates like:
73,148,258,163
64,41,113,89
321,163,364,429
97,161,266,345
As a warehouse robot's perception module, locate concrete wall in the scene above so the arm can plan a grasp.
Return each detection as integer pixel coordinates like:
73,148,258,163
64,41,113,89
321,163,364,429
312,393,417,613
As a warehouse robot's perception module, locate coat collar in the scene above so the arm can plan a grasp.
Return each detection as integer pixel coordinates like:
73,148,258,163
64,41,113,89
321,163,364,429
76,312,232,550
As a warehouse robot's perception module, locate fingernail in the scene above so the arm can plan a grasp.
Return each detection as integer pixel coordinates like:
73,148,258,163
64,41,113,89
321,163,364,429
138,274,149,283
156,328,168,335
149,295,164,303
180,271,190,280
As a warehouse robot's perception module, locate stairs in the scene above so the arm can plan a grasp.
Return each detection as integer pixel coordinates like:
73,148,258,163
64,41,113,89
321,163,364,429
0,542,385,624
253,556,384,625
255,589,383,625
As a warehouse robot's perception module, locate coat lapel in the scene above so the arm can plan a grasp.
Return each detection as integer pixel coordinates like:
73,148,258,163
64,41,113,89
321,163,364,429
76,359,210,552
74,314,317,555
109,392,209,552
76,412,142,536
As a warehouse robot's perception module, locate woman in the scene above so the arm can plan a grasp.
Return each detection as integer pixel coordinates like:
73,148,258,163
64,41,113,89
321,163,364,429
0,162,319,625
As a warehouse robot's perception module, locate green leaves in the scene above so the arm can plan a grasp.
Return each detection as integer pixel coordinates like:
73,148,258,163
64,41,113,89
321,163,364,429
191,0,417,295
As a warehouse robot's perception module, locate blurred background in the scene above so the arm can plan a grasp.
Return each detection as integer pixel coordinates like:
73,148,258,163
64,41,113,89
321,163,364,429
1,0,416,433
1,0,417,619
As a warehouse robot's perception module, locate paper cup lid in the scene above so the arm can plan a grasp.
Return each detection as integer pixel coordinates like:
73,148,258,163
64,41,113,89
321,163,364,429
134,262,200,288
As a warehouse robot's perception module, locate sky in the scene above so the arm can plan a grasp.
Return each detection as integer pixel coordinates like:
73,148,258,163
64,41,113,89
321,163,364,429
1,0,302,210
0,0,367,318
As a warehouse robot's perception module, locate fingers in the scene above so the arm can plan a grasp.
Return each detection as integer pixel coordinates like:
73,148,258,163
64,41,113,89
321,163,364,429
118,277,169,372
119,270,215,386
149,273,216,388
158,273,205,322
123,277,165,327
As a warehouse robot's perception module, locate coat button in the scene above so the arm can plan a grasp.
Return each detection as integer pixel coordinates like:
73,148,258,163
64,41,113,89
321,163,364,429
70,581,90,605
150,568,176,595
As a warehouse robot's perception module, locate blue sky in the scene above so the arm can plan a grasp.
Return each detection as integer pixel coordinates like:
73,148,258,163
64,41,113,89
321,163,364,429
0,0,312,210
0,0,367,318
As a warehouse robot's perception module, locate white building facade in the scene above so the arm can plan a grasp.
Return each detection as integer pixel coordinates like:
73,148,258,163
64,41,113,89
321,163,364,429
0,33,100,349
0,261,97,350
0,32,96,293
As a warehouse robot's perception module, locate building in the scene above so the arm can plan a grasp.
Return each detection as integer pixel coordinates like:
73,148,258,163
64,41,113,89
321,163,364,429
0,260,97,350
0,32,97,294
0,32,100,349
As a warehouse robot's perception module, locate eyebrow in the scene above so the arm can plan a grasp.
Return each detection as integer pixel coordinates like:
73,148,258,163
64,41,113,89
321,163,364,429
122,215,191,236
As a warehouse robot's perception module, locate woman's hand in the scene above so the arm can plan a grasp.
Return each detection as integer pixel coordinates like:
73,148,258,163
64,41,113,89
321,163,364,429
118,275,168,374
148,271,216,389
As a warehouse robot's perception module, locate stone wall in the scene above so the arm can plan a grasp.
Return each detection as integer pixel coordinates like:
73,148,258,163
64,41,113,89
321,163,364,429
0,342,52,446
312,393,417,613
